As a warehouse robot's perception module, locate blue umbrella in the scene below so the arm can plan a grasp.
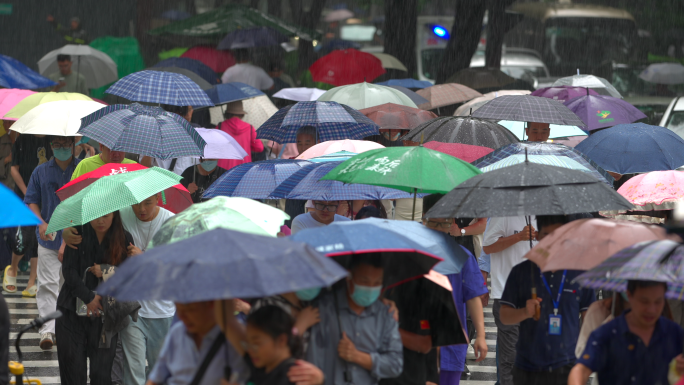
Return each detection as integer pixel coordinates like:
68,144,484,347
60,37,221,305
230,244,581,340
387,85,429,106
575,123,684,174
205,82,264,105
217,27,289,50
377,79,433,89
0,54,57,89
105,70,214,107
0,184,41,229
153,57,219,85
97,228,348,302
270,160,419,200
316,39,361,54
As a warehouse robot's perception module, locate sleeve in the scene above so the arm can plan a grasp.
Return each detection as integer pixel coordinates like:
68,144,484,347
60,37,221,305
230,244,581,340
148,328,174,383
290,215,304,234
499,264,523,309
369,311,404,380
576,327,608,373
251,127,264,152
179,167,192,188
461,253,488,301
62,244,95,305
478,253,491,273
22,169,41,206
482,217,506,247
579,286,595,312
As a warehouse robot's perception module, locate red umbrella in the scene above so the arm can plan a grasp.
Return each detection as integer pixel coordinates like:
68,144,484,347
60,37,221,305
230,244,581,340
309,49,385,86
181,45,235,73
360,103,437,131
56,163,193,214
422,141,493,163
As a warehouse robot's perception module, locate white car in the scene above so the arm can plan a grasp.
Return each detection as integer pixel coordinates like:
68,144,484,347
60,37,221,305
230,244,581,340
659,97,684,138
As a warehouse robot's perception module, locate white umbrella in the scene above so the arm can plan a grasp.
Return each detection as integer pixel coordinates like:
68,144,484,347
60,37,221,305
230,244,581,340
324,9,353,22
194,128,247,159
454,90,531,116
371,53,408,72
10,100,104,136
273,87,326,102
209,95,278,128
37,45,118,89
639,63,684,85
552,74,622,98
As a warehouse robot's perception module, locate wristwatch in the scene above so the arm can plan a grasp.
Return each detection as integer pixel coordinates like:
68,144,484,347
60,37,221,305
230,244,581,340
460,228,466,237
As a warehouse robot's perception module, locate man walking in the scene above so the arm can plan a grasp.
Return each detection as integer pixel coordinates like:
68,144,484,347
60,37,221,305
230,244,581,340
48,54,89,95
220,49,274,91
291,200,351,234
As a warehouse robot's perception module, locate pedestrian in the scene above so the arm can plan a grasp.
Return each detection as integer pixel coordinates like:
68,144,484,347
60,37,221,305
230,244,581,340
295,126,317,156
47,15,89,44
180,158,224,203
220,49,274,91
498,215,595,385
216,100,263,171
47,54,89,95
355,206,385,220
568,280,684,385
23,136,80,350
70,143,137,180
291,200,351,234
0,121,13,190
524,122,550,142
56,211,132,385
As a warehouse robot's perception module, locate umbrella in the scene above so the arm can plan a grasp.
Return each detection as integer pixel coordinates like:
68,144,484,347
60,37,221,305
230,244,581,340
317,82,417,110
401,116,519,149
453,90,531,116
46,167,183,234
472,95,586,127
78,103,206,159
359,103,437,131
317,40,361,54
0,184,41,228
0,55,56,90
387,86,429,106
296,139,384,160
423,141,493,163
242,95,278,129
370,53,408,72
615,170,684,211
37,45,118,89
290,218,460,285
256,101,379,144
497,120,588,140
271,160,420,200
217,26,289,49
97,228,348,302
105,70,213,107
574,123,684,174
416,84,483,110
4,92,93,119
478,154,591,173
194,128,248,160
309,49,385,86
273,87,326,102
205,82,263,105
564,95,647,131
306,151,358,163
151,66,214,90
56,163,192,214
376,79,433,89
0,89,35,121
639,63,684,85
149,197,289,244
531,86,599,103
324,9,354,22
180,45,236,73
202,159,312,200
152,57,219,85
446,67,516,90
552,75,622,98
9,100,104,136
525,219,667,272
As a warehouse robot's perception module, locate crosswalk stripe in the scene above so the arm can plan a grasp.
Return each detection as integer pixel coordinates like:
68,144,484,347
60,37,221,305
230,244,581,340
22,377,60,384
11,346,57,353
10,332,41,339
461,381,496,384
21,361,59,367
9,309,39,315
5,298,38,304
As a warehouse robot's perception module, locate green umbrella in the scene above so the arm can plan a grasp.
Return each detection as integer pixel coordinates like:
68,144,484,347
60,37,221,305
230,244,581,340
317,82,418,110
148,197,290,248
46,167,182,234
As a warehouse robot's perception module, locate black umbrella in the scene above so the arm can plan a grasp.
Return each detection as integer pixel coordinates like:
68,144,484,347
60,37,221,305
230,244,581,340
472,95,586,127
387,85,429,106
401,116,519,149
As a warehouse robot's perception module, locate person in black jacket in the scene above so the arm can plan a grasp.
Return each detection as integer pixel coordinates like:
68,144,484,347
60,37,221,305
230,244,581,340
56,211,132,385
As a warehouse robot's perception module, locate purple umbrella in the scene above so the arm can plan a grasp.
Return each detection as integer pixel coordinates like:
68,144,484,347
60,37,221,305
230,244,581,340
531,86,599,103
564,95,647,131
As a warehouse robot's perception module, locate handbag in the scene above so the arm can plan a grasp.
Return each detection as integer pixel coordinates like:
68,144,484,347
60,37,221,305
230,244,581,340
75,268,97,316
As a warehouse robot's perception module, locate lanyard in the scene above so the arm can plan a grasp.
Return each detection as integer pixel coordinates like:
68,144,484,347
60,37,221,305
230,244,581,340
540,269,567,315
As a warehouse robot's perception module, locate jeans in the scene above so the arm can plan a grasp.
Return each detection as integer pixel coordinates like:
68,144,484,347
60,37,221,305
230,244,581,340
440,370,463,385
36,245,63,335
493,299,519,385
121,316,173,385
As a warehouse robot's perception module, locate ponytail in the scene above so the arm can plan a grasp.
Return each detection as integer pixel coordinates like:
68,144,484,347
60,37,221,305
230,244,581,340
247,305,304,359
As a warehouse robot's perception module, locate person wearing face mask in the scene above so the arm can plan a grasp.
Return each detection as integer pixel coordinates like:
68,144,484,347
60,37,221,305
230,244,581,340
305,253,403,385
180,158,225,203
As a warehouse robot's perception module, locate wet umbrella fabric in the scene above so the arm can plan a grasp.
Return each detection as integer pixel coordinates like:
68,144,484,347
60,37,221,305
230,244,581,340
97,228,349,302
4,92,93,119
0,55,56,89
376,79,433,89
446,67,516,90
531,86,599,103
38,45,118,89
552,75,622,98
10,100,105,137
205,82,264,105
309,49,385,86
180,46,235,73
478,154,590,173
639,63,684,85
422,142,493,163
273,87,326,102
497,120,588,140
564,95,646,131
453,90,531,117
217,26,289,49
386,86,429,106
317,82,418,110
106,70,213,107
472,95,586,127
416,84,482,110
401,116,519,150
615,170,684,211
359,103,437,131
296,139,384,159
150,67,214,90
0,184,41,229
153,57,219,85
0,89,35,121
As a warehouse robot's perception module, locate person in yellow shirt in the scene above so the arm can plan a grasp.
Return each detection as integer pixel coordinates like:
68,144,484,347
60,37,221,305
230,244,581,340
71,144,137,180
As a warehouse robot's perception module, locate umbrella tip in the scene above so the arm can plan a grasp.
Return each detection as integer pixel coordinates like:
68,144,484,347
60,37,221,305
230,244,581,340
525,148,529,163
577,68,580,75
469,108,472,116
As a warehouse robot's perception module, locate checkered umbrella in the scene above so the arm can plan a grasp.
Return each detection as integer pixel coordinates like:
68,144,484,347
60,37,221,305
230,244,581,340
401,116,519,149
105,70,214,107
256,101,379,144
416,83,482,110
472,95,586,127
78,103,206,159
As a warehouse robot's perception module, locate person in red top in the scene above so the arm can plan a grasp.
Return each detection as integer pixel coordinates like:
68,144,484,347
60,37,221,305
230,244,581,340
217,100,264,171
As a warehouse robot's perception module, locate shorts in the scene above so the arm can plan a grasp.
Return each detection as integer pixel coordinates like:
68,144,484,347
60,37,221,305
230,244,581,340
12,226,37,259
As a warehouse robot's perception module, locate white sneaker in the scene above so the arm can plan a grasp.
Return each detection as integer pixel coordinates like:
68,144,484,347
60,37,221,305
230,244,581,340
466,341,476,360
39,332,53,351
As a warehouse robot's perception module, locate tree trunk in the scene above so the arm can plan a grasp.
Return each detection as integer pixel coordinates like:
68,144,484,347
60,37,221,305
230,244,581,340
267,0,281,17
485,0,507,69
384,0,418,77
435,0,486,84
291,0,326,75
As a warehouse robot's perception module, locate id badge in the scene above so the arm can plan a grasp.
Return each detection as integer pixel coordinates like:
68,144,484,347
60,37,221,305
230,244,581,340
549,314,562,335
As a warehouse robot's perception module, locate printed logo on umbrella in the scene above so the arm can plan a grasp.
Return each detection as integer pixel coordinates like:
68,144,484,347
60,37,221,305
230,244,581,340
596,110,614,123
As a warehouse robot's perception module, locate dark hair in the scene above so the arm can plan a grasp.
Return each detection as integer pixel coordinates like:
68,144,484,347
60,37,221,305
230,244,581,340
269,61,283,72
161,104,189,117
422,193,445,215
48,135,74,144
296,126,317,139
349,253,383,270
626,280,668,295
535,215,569,232
233,48,249,62
83,211,127,266
355,206,384,220
247,305,303,359
57,54,71,62
223,112,244,120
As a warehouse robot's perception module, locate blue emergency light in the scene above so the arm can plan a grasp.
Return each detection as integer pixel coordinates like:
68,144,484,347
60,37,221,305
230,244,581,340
432,25,449,39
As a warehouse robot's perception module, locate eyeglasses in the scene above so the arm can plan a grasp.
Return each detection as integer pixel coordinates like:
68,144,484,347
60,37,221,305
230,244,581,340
51,143,72,149
314,203,339,212
425,220,452,229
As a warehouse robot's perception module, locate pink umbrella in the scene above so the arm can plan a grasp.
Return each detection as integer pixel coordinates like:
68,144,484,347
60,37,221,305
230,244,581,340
422,141,493,163
296,139,384,159
617,170,684,211
0,89,35,121
525,218,667,272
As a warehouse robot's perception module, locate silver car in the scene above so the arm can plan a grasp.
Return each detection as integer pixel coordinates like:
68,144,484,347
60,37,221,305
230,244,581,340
659,97,684,138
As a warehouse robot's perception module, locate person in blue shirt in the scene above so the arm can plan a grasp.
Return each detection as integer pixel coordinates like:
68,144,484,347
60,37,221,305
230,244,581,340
499,215,594,385
569,280,684,385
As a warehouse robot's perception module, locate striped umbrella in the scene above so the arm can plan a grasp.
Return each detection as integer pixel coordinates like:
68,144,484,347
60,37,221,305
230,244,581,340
105,70,213,107
479,154,590,173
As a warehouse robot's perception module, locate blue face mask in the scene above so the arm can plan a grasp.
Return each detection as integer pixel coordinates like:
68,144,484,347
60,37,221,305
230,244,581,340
295,287,321,301
201,160,217,172
349,280,382,307
53,147,72,161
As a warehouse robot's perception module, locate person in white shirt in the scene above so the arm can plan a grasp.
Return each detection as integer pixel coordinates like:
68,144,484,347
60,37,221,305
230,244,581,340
482,216,537,385
221,49,274,91
291,200,351,234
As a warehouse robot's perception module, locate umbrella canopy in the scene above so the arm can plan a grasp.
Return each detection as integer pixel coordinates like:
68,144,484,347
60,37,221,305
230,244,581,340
273,87,326,102
306,151,358,163
370,53,408,72
194,128,248,160
422,141,494,163
241,95,278,129
478,154,591,173
416,84,483,110
472,95,586,127
296,139,384,160
552,75,622,98
78,103,206,159
98,228,348,302
309,49,385,86
0,89,35,121
564,95,647,131
180,45,235,73
10,100,104,137
320,146,482,194
0,55,56,90
401,116,519,149
202,159,312,200
106,70,213,107
574,123,684,174
318,82,417,110
387,86,429,106
4,92,93,119
46,167,182,234
205,82,264,105
150,67,213,90
497,120,588,140
317,39,361,55
639,63,684,85
376,79,433,89
453,90,531,116
324,9,354,22
37,45,118,89
149,197,289,244
615,170,684,211
153,57,219,85
525,219,667,272
359,103,437,131
446,68,516,90
425,161,633,219
0,184,41,228
217,26,289,49
256,101,379,144
531,86,599,103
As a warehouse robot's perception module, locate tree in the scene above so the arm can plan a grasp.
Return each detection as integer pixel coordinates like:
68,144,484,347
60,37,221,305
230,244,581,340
485,0,519,69
290,0,327,74
435,0,486,84
384,0,418,77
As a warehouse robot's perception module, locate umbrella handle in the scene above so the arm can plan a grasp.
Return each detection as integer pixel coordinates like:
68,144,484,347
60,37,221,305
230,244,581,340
531,288,540,321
